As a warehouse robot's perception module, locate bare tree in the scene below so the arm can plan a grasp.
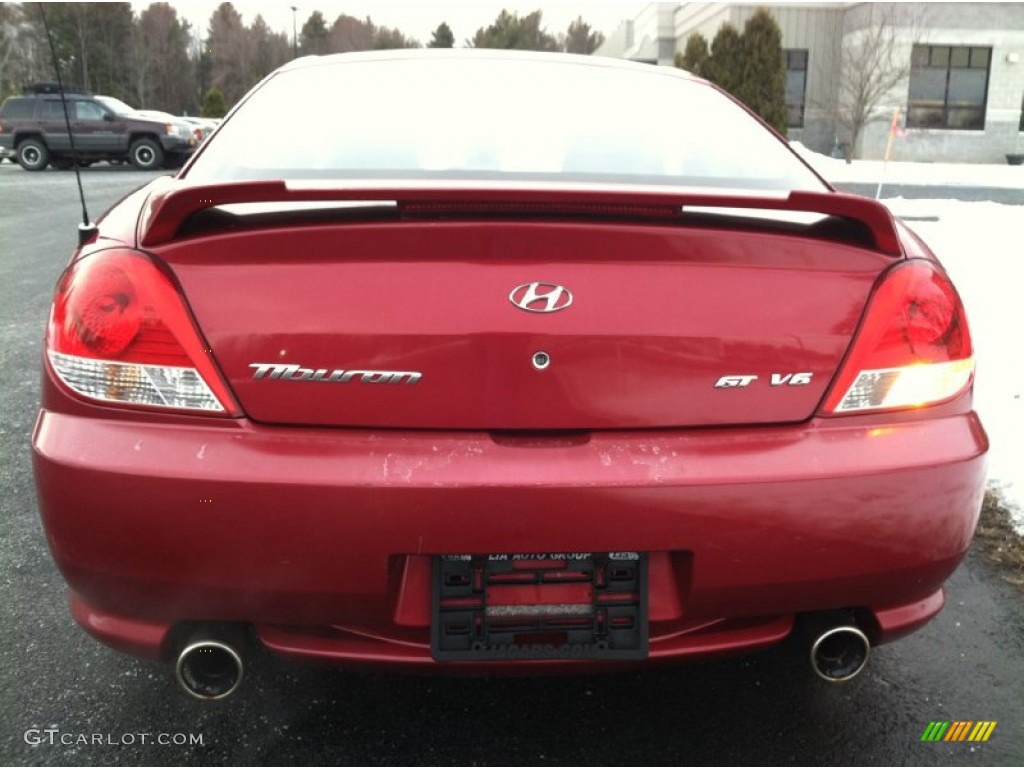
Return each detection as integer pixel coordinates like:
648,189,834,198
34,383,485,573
1,4,51,99
833,3,926,161
328,14,374,52
249,15,289,85
207,2,252,106
126,17,149,105
132,3,195,112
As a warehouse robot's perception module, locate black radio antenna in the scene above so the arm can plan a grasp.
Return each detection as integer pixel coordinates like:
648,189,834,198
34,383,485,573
38,3,97,246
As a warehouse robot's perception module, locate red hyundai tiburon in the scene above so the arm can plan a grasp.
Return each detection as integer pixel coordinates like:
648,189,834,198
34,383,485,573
33,51,987,700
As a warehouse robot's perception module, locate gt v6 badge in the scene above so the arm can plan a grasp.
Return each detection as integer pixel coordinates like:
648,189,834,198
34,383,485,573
715,372,813,389
250,363,421,384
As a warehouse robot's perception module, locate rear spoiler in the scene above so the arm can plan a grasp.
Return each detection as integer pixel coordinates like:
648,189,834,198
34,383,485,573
137,179,903,256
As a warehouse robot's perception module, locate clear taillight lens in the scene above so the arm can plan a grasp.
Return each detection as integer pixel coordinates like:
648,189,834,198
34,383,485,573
821,260,974,414
47,249,239,415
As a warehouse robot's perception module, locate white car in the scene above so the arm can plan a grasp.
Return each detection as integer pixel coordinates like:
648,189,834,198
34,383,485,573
179,116,219,142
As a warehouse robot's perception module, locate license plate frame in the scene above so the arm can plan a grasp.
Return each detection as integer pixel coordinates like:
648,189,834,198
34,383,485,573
431,552,648,662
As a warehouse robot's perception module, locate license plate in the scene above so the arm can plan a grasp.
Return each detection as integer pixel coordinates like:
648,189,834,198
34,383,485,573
431,552,648,661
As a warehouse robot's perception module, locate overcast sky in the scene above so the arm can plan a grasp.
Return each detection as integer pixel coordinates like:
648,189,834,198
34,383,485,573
131,1,648,46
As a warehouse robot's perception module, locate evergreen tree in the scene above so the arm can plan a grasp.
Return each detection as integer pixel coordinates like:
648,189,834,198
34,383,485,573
201,86,226,117
703,23,743,97
373,24,418,49
470,10,559,52
428,22,454,48
563,17,604,55
677,32,709,76
299,10,329,56
739,9,787,133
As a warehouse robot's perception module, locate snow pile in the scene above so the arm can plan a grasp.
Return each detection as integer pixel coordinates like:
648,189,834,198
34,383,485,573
790,144,1023,533
790,141,1024,188
884,198,1024,534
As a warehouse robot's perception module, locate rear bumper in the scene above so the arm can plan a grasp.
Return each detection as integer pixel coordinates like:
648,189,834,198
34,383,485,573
33,408,987,668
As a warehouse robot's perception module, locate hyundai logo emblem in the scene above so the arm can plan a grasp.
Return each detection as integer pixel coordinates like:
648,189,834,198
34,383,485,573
509,282,573,313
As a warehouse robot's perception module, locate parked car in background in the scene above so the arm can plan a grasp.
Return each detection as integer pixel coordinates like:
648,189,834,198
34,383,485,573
179,115,218,143
102,102,196,167
32,51,987,701
0,86,197,171
136,109,194,133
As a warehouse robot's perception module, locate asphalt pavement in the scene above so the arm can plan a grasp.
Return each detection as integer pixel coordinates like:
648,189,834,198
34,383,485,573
1,163,1022,767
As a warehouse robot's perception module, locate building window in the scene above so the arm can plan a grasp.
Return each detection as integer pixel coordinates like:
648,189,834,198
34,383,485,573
785,49,808,128
908,45,991,130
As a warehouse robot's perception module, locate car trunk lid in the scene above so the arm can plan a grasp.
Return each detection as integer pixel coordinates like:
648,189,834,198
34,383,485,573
145,185,899,430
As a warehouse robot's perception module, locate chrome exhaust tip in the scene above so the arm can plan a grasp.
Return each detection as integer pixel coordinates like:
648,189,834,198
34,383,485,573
810,625,870,683
175,640,244,700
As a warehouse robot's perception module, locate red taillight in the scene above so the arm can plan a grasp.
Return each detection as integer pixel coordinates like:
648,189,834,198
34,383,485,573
193,127,202,141
821,259,974,414
47,249,239,415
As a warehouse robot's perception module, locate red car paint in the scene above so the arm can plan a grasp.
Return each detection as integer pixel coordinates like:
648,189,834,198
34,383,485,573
32,51,987,679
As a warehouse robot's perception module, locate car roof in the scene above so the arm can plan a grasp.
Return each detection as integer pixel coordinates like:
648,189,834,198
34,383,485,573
277,48,704,84
22,82,92,95
5,93,93,101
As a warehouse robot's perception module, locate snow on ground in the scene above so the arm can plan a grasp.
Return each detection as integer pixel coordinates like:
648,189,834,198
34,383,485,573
790,141,1024,189
794,144,1024,533
898,199,1024,534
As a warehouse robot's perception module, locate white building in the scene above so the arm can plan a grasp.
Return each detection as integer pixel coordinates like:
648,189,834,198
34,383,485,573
597,2,1024,163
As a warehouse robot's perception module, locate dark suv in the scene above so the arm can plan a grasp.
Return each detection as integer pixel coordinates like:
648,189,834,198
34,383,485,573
0,85,197,171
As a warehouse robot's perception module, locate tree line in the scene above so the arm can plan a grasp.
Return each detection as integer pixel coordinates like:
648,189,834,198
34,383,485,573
0,3,604,117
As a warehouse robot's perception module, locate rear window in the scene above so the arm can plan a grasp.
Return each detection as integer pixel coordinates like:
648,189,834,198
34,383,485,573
0,98,36,119
42,100,71,119
186,55,826,192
